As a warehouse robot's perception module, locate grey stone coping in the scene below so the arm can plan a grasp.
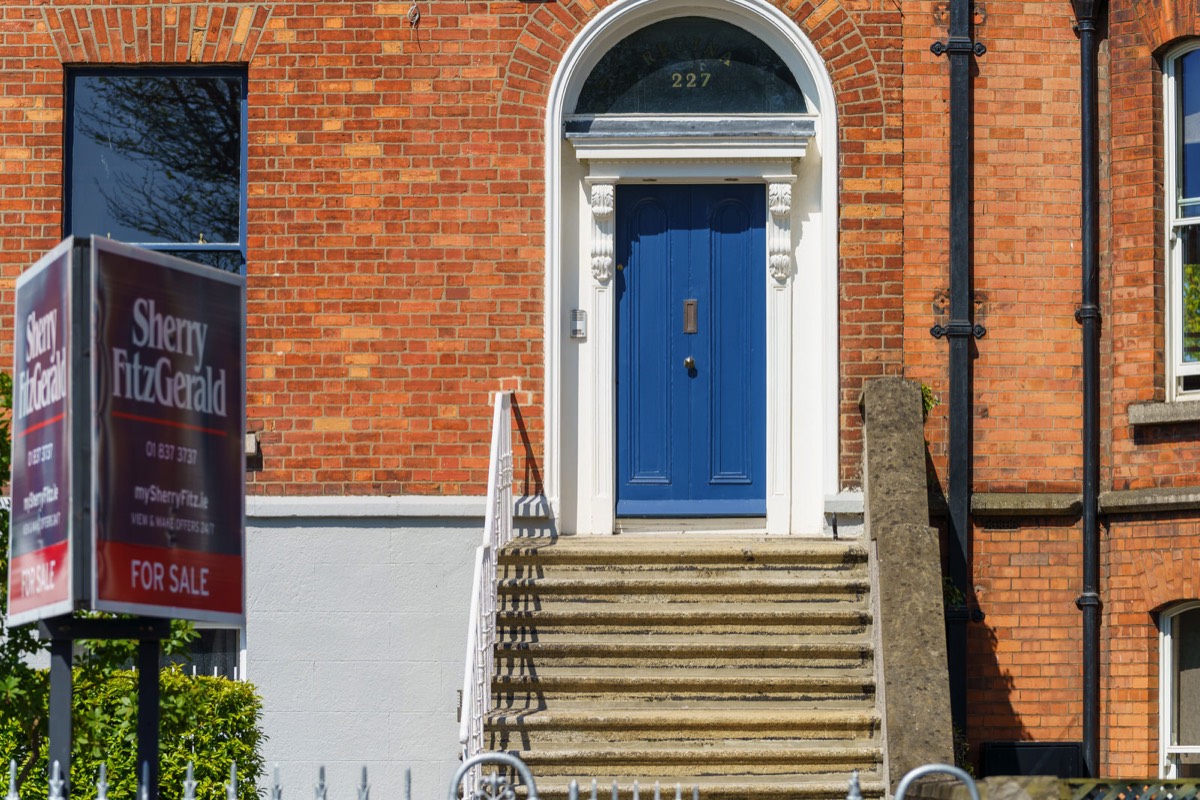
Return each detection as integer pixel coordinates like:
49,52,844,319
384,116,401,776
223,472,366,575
960,489,1200,516
1099,485,1200,514
564,114,818,140
971,492,1082,517
861,378,955,781
824,490,864,515
1128,399,1200,426
933,488,1200,518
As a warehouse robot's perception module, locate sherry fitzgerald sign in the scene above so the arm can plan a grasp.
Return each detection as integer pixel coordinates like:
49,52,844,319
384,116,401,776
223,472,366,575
8,240,75,625
93,239,245,623
6,237,246,627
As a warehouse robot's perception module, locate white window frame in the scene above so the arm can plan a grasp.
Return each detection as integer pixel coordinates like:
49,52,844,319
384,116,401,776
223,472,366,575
168,623,247,681
1165,43,1200,399
1159,600,1200,776
65,67,249,275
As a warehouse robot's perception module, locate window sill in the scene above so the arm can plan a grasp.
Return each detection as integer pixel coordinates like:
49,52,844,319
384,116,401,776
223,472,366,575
1128,400,1200,427
1099,486,1200,514
971,492,1081,517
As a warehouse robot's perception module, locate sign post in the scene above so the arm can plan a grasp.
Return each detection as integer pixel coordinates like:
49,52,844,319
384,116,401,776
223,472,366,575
6,237,246,800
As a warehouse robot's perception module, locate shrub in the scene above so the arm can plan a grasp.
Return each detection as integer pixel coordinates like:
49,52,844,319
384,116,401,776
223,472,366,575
72,666,263,800
2,666,264,800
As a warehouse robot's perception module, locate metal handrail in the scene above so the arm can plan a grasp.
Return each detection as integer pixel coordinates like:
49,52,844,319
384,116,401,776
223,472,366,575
449,752,538,800
458,392,514,789
892,764,980,800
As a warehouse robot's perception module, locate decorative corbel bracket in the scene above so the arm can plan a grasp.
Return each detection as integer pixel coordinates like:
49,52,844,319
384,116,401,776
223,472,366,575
589,182,615,285
768,182,793,284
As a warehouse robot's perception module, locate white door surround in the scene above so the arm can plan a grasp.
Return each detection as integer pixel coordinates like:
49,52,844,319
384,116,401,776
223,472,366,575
542,0,839,535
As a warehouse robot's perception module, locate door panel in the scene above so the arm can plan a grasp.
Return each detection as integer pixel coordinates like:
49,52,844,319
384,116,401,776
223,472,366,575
706,197,759,487
616,184,766,517
625,197,674,486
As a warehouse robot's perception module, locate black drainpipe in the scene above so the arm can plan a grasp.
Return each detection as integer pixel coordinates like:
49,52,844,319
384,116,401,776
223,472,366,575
1071,0,1103,778
931,0,986,738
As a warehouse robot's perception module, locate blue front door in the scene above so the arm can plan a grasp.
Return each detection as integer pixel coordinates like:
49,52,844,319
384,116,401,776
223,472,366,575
615,184,767,517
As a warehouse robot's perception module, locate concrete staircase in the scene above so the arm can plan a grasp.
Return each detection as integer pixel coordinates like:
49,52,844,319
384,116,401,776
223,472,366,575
484,535,884,799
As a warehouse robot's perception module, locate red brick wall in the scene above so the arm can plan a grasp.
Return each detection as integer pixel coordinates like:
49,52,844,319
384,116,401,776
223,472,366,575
0,0,905,495
0,7,65,323
1105,1,1200,492
904,0,1085,495
964,515,1200,778
968,521,1083,758
243,2,546,495
913,0,1200,775
1102,519,1200,776
900,0,951,466
903,1,1093,761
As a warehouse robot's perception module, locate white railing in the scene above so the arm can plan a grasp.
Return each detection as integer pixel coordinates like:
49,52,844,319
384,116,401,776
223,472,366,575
11,755,706,800
10,756,984,800
459,391,514,786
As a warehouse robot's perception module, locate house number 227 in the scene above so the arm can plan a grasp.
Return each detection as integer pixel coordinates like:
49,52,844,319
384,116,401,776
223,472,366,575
671,71,711,88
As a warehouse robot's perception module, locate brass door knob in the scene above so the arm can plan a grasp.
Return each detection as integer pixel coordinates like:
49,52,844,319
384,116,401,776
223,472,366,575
683,356,696,370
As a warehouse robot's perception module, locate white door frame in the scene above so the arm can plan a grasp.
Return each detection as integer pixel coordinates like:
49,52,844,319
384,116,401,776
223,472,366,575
543,0,839,535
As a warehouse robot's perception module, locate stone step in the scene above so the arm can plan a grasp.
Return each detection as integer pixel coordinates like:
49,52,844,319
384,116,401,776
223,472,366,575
496,632,871,648
497,575,869,605
499,596,866,613
499,563,869,582
499,537,868,571
492,670,874,703
510,774,886,800
486,705,880,745
497,604,871,636
513,740,881,777
487,534,881,800
495,637,871,669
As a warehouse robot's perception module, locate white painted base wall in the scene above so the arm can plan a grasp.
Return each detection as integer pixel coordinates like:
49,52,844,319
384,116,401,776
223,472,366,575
244,498,549,798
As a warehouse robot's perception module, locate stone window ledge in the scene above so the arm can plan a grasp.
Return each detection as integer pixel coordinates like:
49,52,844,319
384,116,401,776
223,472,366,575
1128,400,1200,427
971,492,1081,517
1099,486,1200,514
956,488,1200,516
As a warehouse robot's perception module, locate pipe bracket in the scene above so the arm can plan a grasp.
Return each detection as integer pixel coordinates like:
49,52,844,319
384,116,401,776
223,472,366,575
931,321,987,339
931,37,987,57
1075,591,1101,610
1074,305,1102,323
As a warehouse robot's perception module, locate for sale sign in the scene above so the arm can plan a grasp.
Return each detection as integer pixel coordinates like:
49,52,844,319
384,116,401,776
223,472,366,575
92,239,245,624
7,240,75,625
6,238,245,627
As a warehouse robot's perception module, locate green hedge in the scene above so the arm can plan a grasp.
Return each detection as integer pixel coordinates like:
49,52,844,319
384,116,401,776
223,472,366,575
1,665,263,800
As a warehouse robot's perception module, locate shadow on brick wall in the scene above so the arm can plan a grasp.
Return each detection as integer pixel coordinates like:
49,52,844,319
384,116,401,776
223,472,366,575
966,514,1083,773
512,395,544,498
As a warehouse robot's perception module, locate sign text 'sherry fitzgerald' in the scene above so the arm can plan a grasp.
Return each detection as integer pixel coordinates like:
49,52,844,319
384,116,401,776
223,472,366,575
16,308,67,421
110,298,227,417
